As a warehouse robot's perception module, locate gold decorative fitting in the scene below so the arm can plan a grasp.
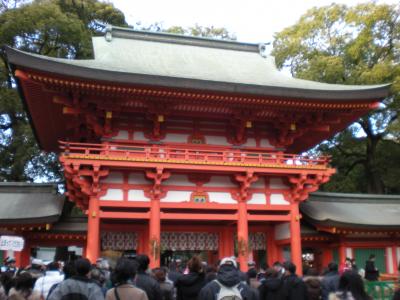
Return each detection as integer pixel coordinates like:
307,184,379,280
290,123,296,131
92,211,97,218
158,115,164,122
46,224,50,230
245,121,252,128
106,111,112,119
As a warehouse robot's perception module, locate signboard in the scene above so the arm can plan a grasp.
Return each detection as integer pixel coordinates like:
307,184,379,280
0,236,25,251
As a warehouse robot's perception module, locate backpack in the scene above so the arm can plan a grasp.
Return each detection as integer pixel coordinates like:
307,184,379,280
214,280,243,300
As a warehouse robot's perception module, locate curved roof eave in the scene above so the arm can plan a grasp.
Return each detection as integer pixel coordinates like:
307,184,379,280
5,46,391,101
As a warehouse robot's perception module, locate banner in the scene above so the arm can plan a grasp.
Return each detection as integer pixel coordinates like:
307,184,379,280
0,236,25,251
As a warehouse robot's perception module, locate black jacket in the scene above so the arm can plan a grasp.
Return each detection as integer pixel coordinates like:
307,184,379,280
258,277,286,300
135,271,162,300
283,274,309,300
198,265,259,300
365,261,379,281
321,271,339,300
176,271,207,300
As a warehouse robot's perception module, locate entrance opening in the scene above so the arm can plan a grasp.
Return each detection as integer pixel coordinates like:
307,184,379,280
161,250,218,267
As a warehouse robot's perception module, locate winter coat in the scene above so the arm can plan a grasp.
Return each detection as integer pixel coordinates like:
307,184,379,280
304,277,322,300
159,281,174,300
7,288,41,300
364,261,379,281
105,284,148,300
328,291,355,300
33,270,64,299
283,274,309,300
135,271,162,300
258,277,286,300
175,271,207,300
321,272,340,300
198,265,259,300
47,276,105,300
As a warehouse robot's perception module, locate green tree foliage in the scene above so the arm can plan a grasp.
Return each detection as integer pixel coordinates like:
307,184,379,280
273,3,400,194
166,24,236,40
0,0,126,182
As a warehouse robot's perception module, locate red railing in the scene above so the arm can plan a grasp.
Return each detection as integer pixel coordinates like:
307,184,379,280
59,141,331,169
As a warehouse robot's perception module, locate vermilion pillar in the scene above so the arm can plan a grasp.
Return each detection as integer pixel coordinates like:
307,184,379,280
290,204,302,275
219,227,234,259
237,199,249,272
267,226,278,267
338,242,346,268
322,247,333,269
86,196,100,263
149,198,161,268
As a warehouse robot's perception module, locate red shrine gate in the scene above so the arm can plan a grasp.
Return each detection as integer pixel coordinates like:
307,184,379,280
5,26,389,273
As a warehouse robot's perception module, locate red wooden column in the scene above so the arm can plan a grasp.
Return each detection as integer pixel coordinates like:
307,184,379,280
392,246,398,275
235,172,258,272
219,227,233,259
290,203,303,275
146,168,170,269
20,240,31,267
86,195,100,263
338,242,346,267
267,226,278,267
149,197,161,268
237,198,249,272
321,247,333,269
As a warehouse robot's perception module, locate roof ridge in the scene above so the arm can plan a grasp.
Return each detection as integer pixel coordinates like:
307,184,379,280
107,25,263,53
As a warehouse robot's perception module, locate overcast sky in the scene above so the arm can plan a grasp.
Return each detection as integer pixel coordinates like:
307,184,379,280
111,0,398,44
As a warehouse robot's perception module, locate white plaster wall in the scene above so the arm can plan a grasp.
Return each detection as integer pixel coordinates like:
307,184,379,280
247,193,266,204
102,172,124,184
204,135,230,146
163,174,196,186
128,190,149,202
252,178,265,189
269,178,289,189
133,131,145,140
100,189,123,201
243,138,256,147
346,248,353,259
397,247,400,269
161,191,191,202
203,176,237,187
275,223,290,240
113,130,129,140
128,173,150,185
260,138,272,147
270,194,290,205
208,192,236,204
386,247,394,274
164,133,188,143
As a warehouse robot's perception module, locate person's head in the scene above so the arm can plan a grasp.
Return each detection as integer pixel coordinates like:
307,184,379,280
273,261,282,272
14,272,35,292
247,268,257,279
345,257,352,267
4,257,16,268
368,254,375,261
136,255,150,272
90,267,106,285
219,257,237,269
112,258,138,285
338,271,370,300
187,256,203,273
47,262,59,272
328,262,338,272
247,261,256,269
283,261,296,275
63,262,77,279
74,258,91,277
264,268,279,278
153,268,166,282
96,258,110,271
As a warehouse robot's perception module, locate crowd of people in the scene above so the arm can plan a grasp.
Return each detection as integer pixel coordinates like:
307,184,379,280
0,254,398,300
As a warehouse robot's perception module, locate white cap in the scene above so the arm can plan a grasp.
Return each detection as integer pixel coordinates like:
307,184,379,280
220,257,237,268
31,258,43,265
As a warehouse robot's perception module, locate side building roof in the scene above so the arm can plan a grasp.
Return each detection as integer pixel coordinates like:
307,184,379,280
5,26,390,101
301,192,400,229
0,182,64,224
